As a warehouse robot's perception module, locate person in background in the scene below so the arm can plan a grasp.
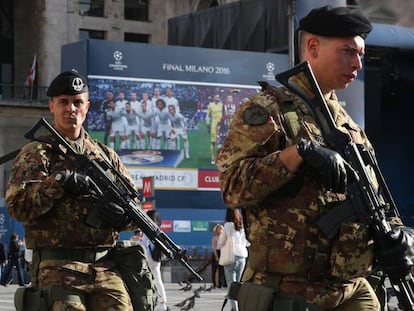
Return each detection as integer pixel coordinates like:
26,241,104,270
142,210,170,311
130,228,144,245
123,101,141,149
164,87,180,113
137,101,155,149
151,87,163,109
5,70,139,310
18,237,31,285
206,94,223,164
153,98,172,150
211,224,226,289
141,91,153,112
218,208,250,311
100,90,114,145
168,104,190,158
0,239,6,282
23,239,33,285
115,91,128,109
216,5,414,311
0,233,24,286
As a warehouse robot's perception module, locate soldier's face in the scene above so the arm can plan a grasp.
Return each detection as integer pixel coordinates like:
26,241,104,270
311,35,365,92
48,93,90,140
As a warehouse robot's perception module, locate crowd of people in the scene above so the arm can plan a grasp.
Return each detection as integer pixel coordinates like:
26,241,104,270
86,81,256,165
98,88,191,158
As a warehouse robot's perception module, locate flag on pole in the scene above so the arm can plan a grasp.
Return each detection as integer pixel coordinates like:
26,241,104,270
25,54,37,86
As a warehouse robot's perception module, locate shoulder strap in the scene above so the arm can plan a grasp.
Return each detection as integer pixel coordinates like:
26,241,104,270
257,81,301,139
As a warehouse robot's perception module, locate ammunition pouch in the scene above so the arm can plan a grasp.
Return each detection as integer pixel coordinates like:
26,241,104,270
15,287,48,311
235,282,321,311
15,286,84,311
111,241,155,311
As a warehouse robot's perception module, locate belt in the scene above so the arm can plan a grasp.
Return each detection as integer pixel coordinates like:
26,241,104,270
38,248,111,263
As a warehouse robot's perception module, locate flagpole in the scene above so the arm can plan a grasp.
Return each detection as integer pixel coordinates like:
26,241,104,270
26,54,37,102
29,80,33,102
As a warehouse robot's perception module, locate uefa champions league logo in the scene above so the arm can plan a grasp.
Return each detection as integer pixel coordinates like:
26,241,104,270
113,51,123,62
266,62,275,72
262,62,276,81
109,50,128,71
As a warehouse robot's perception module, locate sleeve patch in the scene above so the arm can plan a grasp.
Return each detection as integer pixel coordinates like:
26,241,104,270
242,105,270,125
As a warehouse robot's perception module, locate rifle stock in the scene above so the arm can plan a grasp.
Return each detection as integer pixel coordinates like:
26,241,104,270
275,61,414,310
24,117,203,281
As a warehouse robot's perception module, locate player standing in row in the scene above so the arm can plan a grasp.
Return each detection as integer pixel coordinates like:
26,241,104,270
141,91,154,112
168,105,190,159
206,94,223,164
164,87,180,113
137,101,155,149
216,94,238,149
153,99,172,150
106,100,128,150
129,91,141,112
115,91,128,109
151,87,163,109
123,102,142,149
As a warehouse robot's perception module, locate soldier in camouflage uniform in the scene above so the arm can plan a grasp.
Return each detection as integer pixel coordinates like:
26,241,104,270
216,6,414,311
6,71,139,310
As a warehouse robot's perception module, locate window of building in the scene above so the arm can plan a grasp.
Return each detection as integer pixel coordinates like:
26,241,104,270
124,32,149,43
79,0,104,17
79,29,105,41
124,0,149,21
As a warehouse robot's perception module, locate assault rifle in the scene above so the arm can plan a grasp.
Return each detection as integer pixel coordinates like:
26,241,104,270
275,61,414,310
24,117,203,281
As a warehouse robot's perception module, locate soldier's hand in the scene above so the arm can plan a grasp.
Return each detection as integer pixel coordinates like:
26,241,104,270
375,226,414,277
297,138,349,193
97,202,129,231
59,170,96,195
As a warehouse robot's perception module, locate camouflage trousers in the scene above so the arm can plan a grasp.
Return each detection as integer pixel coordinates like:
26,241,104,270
35,259,133,311
247,270,380,311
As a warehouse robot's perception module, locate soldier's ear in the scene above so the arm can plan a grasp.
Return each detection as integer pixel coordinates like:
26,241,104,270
307,37,320,58
48,99,55,113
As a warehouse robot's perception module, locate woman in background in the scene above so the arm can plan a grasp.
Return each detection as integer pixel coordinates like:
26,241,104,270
218,208,250,311
211,224,226,288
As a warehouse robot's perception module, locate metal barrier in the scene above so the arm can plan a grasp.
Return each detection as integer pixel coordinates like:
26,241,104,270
162,247,213,283
0,83,48,106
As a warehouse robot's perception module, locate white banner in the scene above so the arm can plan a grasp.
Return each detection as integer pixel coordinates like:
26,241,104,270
127,167,198,190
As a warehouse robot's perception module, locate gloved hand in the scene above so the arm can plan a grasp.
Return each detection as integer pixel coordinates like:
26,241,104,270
97,202,129,231
297,138,349,193
374,226,414,277
60,170,96,195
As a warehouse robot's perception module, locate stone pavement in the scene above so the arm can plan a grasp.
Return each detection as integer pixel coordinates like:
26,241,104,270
0,282,233,311
0,281,402,311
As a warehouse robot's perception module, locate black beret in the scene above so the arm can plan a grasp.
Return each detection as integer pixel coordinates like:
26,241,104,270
299,5,372,39
46,70,88,97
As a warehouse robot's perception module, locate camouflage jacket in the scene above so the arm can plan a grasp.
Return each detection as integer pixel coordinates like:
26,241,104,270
5,128,137,249
215,76,378,283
